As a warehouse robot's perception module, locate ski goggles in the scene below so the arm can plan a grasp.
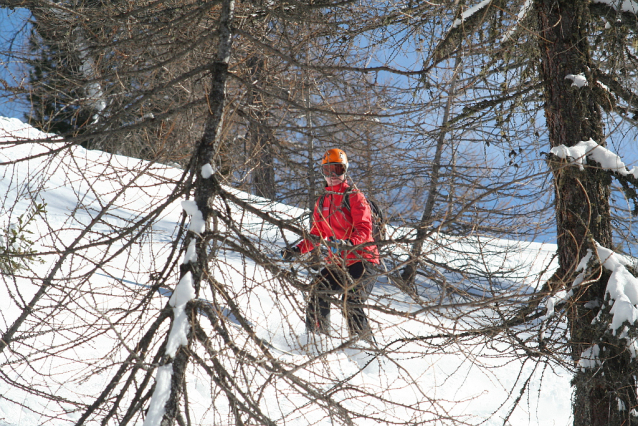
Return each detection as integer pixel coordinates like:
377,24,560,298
321,163,346,177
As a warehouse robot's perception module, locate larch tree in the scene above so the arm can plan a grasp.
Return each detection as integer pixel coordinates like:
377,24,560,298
6,0,638,425
418,0,638,424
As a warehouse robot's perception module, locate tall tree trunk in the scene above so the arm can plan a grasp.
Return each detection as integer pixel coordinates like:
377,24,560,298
148,0,235,424
305,83,317,211
247,55,276,200
534,1,623,425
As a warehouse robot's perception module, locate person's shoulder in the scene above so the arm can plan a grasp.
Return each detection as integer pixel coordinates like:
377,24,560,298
348,190,369,205
346,185,364,197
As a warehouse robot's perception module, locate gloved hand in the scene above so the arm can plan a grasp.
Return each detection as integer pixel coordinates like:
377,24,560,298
280,246,301,261
318,244,331,258
328,237,351,254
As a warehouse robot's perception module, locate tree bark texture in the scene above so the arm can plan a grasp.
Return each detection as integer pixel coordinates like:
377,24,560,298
535,0,611,271
247,55,276,200
534,1,621,425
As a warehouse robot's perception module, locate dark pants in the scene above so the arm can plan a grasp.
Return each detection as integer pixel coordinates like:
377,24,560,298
305,261,374,338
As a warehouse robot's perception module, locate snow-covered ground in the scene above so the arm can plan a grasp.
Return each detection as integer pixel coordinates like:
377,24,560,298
0,116,572,425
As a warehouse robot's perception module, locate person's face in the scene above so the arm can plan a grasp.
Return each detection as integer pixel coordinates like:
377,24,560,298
322,163,346,186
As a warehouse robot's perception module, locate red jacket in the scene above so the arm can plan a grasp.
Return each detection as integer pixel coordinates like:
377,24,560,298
297,182,379,265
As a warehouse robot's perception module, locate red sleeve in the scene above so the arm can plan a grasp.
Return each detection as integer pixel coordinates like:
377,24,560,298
297,199,322,254
347,192,374,246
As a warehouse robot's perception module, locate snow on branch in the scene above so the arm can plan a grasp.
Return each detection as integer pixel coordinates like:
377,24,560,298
578,344,602,370
539,288,573,321
184,239,197,264
540,249,594,322
576,243,638,369
142,365,173,426
501,0,533,42
452,0,491,28
181,200,206,234
550,139,636,175
430,0,504,66
201,163,215,178
565,73,588,88
550,138,638,214
594,244,638,335
142,203,200,425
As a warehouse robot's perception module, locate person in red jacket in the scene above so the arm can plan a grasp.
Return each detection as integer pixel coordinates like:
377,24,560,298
282,148,379,341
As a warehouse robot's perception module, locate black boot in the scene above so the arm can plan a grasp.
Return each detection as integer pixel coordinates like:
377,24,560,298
346,308,374,344
305,311,331,335
306,292,331,335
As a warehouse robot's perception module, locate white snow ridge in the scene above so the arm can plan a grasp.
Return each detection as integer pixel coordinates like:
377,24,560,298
0,117,577,425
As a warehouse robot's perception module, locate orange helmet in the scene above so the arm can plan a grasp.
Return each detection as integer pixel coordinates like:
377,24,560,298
321,148,348,168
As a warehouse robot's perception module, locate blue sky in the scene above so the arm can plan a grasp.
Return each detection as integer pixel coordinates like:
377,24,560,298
0,7,31,120
0,5,637,251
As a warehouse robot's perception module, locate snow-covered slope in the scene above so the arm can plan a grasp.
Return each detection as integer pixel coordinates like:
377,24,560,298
0,117,571,426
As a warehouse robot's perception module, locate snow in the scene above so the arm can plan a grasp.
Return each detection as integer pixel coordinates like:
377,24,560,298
550,138,638,178
0,117,575,425
515,0,532,22
137,196,199,424
169,271,196,308
184,239,197,263
0,116,53,144
597,80,610,92
565,73,588,88
501,0,533,42
596,244,638,336
578,344,601,370
573,249,594,287
165,271,196,356
201,163,215,178
569,244,638,365
181,199,206,234
542,289,573,320
452,0,491,29
142,365,173,426
165,300,191,357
